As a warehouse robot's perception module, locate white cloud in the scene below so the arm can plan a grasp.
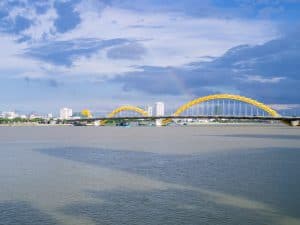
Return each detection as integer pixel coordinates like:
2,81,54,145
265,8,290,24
55,6,279,76
244,75,286,83
5,0,57,41
21,7,57,41
0,35,38,74
0,34,65,79
269,104,300,110
68,49,144,77
0,2,280,79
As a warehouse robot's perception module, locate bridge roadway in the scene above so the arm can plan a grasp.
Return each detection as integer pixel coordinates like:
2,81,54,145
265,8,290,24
66,115,300,126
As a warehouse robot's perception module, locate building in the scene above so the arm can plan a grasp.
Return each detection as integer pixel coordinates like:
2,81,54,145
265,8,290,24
29,114,40,119
20,114,27,119
2,111,18,119
60,108,73,120
155,102,165,127
146,106,153,116
155,102,165,116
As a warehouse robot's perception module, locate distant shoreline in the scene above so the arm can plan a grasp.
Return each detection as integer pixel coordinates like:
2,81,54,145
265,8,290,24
0,122,283,127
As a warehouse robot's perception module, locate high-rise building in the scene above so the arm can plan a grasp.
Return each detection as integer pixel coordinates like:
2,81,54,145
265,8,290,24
60,108,73,119
155,102,165,116
155,102,165,126
146,106,153,116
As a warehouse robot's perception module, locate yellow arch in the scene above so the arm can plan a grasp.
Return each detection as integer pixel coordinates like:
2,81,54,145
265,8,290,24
81,109,92,118
100,105,149,125
162,94,280,125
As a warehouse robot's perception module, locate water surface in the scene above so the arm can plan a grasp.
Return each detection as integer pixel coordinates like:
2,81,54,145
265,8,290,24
0,125,299,225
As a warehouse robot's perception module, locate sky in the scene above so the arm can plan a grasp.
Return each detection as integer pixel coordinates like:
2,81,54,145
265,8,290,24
0,0,299,114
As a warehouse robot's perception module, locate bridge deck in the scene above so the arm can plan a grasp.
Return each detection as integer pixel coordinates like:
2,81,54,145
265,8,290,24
66,115,300,123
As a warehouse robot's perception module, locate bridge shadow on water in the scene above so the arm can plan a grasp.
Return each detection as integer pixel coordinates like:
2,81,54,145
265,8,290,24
37,147,300,225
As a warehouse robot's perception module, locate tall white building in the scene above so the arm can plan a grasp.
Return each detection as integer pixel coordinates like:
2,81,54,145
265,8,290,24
60,108,73,119
146,106,153,116
155,102,165,116
155,102,165,127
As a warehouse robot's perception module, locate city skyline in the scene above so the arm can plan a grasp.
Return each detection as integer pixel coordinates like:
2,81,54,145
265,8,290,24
2,97,300,119
0,0,300,113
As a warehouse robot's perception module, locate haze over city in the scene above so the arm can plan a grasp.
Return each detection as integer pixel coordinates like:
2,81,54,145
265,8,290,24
0,0,299,115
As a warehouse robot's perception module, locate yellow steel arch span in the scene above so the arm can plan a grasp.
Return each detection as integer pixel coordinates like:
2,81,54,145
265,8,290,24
100,105,149,125
162,94,280,125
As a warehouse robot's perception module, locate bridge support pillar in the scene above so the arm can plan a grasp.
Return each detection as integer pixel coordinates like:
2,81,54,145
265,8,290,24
282,119,300,126
156,119,163,127
290,120,300,127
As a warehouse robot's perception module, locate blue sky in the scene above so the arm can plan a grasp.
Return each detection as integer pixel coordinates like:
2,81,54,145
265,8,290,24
0,0,300,113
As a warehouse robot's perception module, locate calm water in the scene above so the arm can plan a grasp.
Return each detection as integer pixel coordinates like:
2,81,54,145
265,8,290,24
0,125,300,225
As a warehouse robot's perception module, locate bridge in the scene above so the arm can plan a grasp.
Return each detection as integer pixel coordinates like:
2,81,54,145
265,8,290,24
66,94,300,126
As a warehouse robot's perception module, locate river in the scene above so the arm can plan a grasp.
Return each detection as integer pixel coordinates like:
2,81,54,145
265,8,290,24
0,125,299,225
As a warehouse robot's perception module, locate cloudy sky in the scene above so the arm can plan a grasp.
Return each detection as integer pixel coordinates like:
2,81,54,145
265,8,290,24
0,0,299,114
